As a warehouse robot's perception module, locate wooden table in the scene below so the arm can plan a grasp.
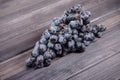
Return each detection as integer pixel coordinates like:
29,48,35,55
0,0,120,80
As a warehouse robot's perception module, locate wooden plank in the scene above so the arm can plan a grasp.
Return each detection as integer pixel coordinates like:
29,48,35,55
0,0,60,19
68,52,120,80
0,0,45,17
1,10,119,80
0,0,119,62
0,0,107,24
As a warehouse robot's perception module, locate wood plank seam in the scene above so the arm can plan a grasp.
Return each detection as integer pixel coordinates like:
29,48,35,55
65,51,120,80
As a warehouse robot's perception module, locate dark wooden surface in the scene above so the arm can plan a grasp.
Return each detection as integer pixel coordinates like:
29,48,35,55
0,0,120,80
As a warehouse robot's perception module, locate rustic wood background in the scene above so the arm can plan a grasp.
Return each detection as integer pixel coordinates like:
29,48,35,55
0,0,120,80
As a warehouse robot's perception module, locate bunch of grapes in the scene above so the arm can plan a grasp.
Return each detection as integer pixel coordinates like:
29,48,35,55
25,4,106,69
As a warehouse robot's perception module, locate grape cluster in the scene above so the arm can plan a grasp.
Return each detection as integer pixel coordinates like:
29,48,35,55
25,4,106,69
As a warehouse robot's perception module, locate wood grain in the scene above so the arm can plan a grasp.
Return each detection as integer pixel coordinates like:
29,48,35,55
0,9,119,80
68,52,120,80
0,0,120,80
0,0,119,62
